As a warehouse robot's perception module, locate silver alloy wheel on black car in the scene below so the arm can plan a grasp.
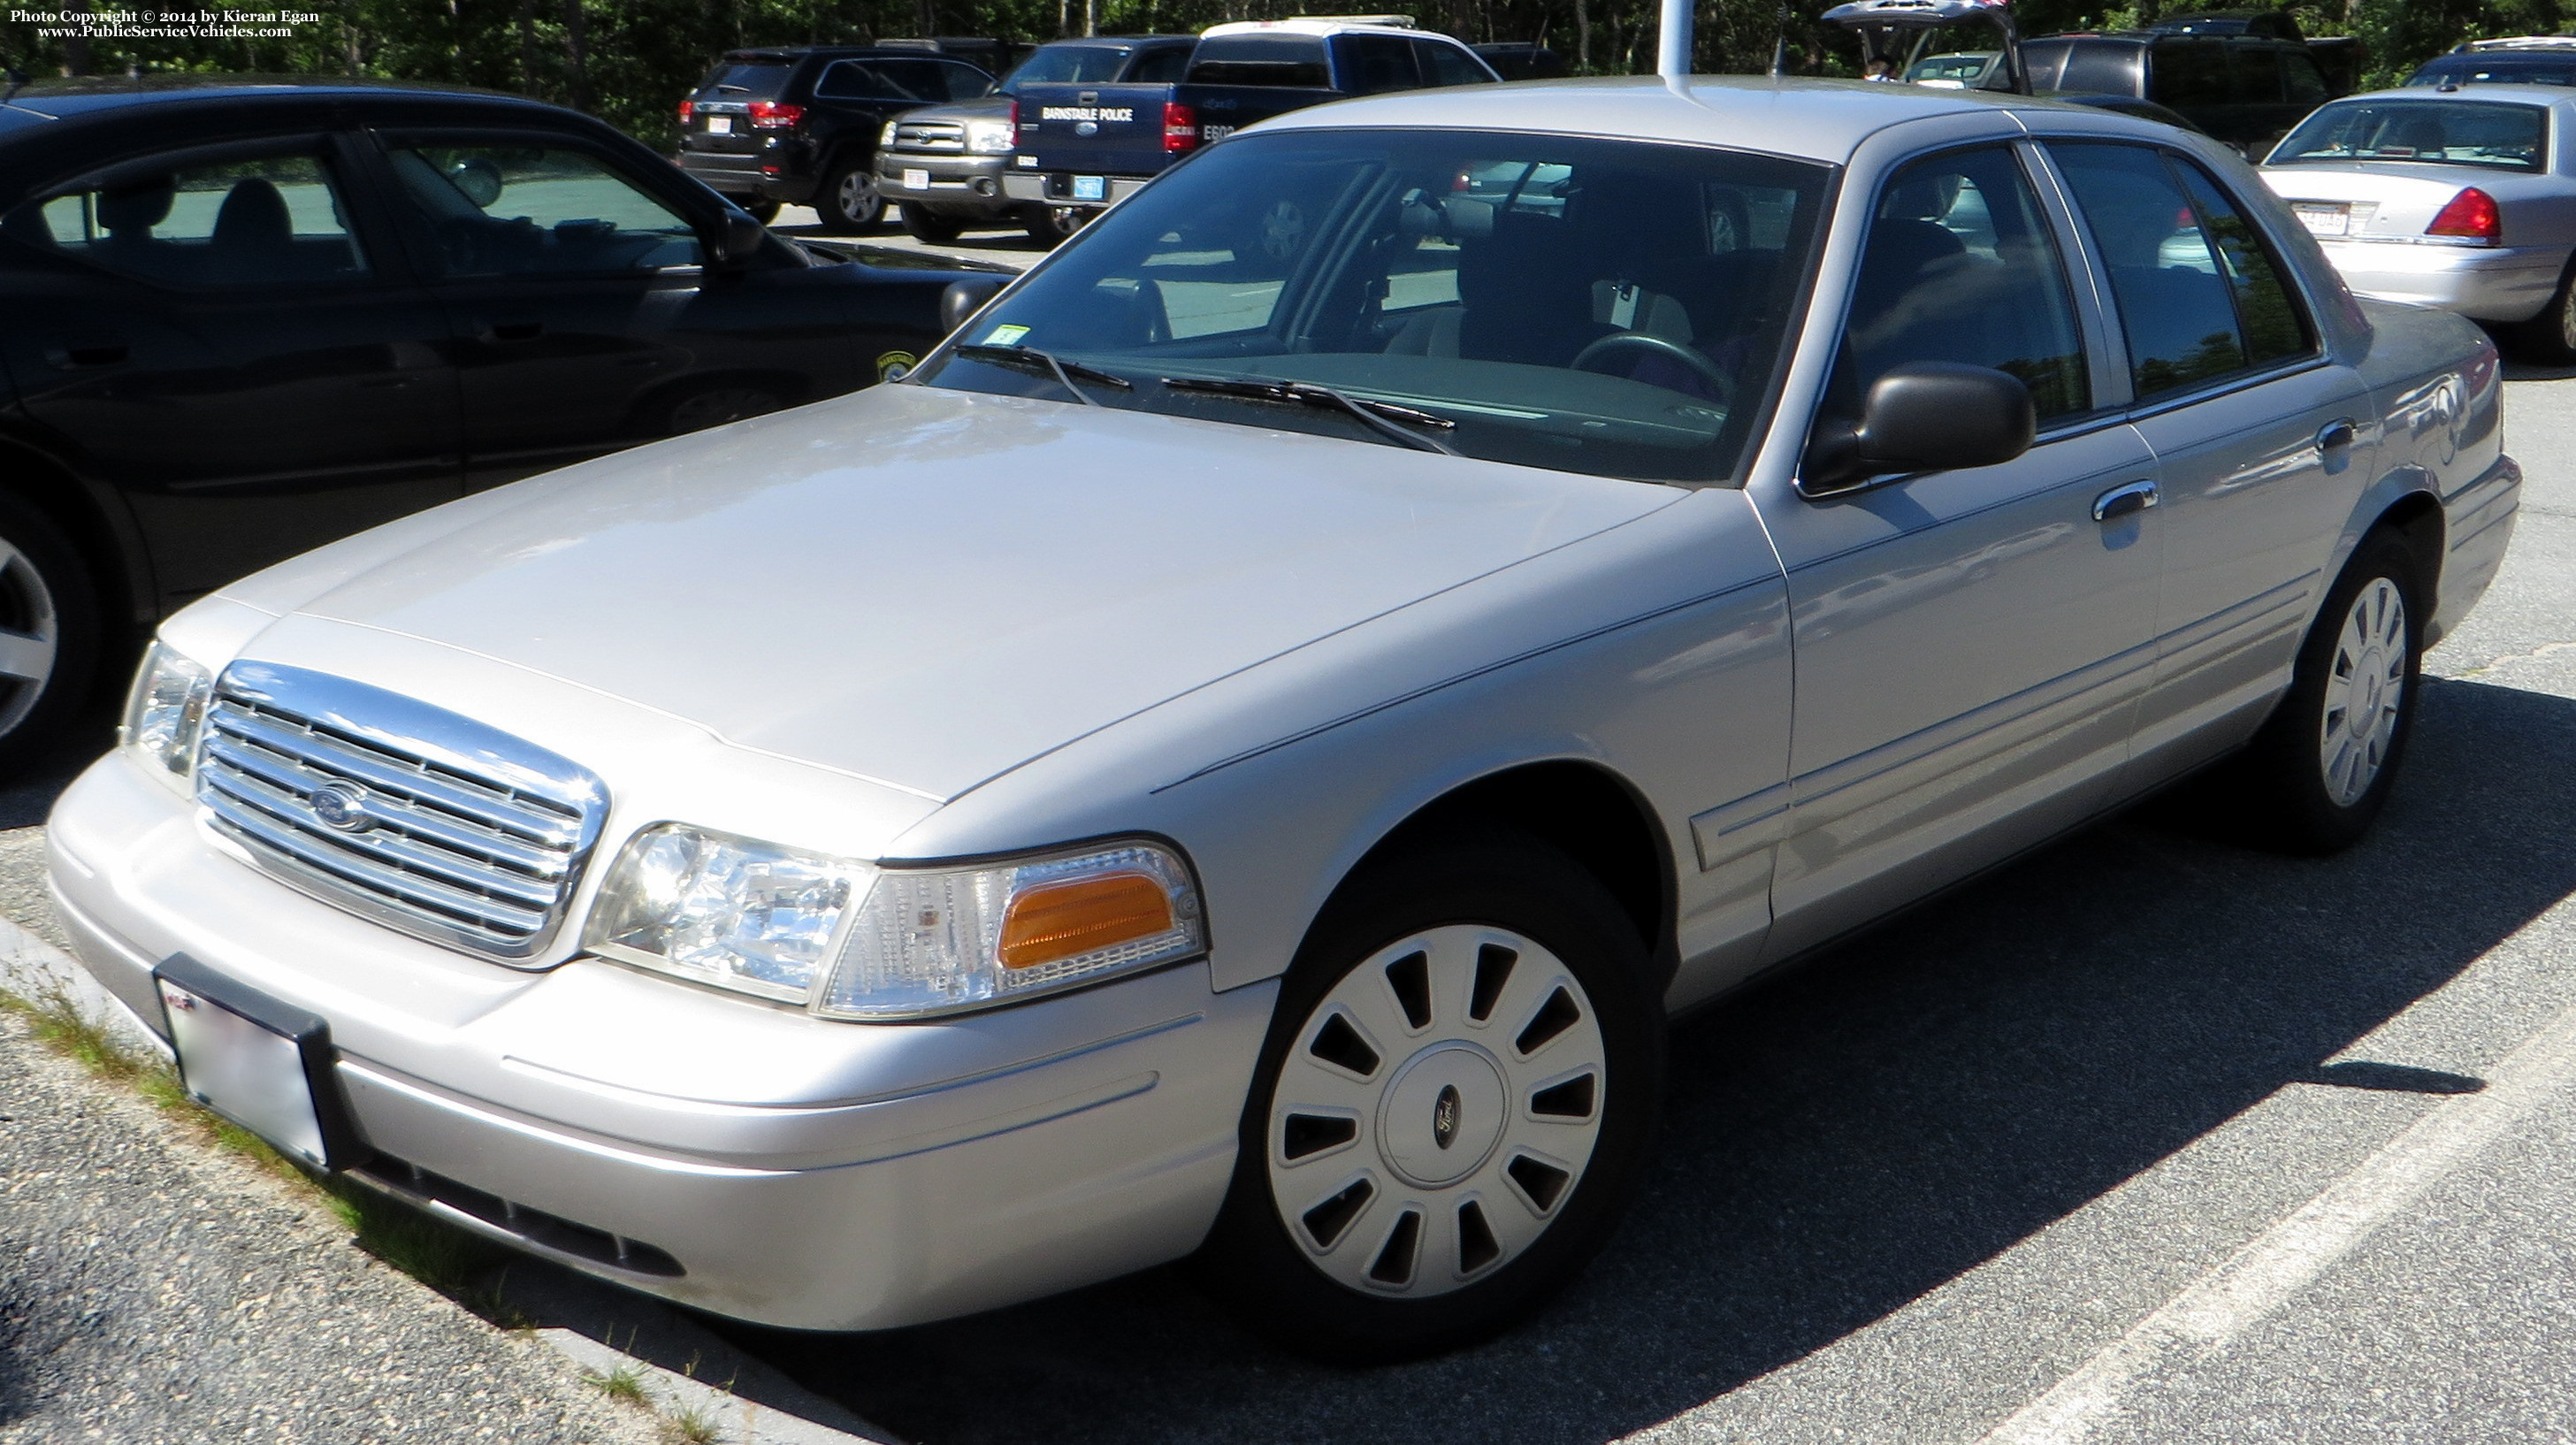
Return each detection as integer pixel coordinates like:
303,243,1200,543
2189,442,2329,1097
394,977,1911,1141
0,535,60,738
1265,923,1609,1297
2318,576,2408,807
817,164,883,233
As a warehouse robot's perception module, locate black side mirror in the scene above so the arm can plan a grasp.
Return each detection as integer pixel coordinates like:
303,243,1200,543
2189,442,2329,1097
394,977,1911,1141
941,275,1009,334
1801,361,2036,496
707,210,768,267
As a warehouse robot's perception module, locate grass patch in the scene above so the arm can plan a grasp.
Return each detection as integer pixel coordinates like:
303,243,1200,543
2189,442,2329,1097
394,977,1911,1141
660,1398,723,1445
585,1360,651,1404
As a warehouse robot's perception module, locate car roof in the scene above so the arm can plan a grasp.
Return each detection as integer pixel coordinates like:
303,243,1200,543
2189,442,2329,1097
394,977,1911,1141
2322,83,2576,109
0,73,515,122
1201,19,1435,40
1257,73,2175,163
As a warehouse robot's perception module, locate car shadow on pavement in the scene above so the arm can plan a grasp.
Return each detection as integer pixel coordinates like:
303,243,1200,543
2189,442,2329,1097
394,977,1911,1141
713,673,2576,1445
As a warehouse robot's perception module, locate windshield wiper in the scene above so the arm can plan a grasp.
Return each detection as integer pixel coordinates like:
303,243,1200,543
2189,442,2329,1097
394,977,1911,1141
1158,376,1458,455
953,343,1134,407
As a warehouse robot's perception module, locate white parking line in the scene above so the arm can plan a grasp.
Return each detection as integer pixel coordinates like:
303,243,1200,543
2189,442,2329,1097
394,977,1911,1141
1976,989,2576,1445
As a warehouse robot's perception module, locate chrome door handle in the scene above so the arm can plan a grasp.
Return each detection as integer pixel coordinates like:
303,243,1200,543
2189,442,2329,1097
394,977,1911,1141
2317,418,2357,453
2093,479,2159,523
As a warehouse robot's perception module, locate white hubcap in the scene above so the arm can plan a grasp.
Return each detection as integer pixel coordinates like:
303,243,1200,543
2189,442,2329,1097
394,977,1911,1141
2319,576,2407,807
1266,924,1607,1298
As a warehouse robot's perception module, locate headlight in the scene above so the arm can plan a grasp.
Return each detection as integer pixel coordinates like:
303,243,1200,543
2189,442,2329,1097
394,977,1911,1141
818,839,1204,1020
879,120,898,146
120,641,213,795
584,824,867,1004
965,119,1014,154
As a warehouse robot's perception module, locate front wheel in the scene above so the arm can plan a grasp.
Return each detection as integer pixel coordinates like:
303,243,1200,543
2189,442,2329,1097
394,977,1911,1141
814,162,884,234
1197,837,1663,1362
897,202,963,244
2228,533,2422,852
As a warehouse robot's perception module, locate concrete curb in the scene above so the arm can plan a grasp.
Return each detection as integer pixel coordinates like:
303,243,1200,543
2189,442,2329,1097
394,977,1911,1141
0,904,898,1445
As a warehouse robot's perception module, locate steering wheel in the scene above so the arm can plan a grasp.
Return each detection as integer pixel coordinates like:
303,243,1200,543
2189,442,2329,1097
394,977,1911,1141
1571,331,1735,405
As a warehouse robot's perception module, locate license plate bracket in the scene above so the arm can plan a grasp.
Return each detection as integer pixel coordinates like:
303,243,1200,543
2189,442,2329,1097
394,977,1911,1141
1073,174,1107,203
2290,201,2350,237
155,954,363,1173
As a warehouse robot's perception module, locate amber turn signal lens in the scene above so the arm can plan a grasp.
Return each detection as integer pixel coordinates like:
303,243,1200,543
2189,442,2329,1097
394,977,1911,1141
998,871,1173,970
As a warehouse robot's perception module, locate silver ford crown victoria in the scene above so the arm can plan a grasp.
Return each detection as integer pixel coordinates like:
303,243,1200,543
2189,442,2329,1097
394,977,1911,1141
50,76,2519,1361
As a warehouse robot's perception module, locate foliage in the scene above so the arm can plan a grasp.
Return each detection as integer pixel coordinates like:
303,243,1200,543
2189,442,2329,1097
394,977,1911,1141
0,0,2569,154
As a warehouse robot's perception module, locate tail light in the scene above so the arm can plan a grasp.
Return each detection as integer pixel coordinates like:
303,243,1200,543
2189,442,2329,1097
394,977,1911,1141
1163,101,1198,153
678,98,694,123
1008,97,1020,134
2427,187,2501,243
747,100,806,130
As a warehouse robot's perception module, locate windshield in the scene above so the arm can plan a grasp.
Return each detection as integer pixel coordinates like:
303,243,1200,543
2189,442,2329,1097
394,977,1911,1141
1907,52,1995,86
1004,45,1135,88
919,129,1829,485
2270,99,2548,171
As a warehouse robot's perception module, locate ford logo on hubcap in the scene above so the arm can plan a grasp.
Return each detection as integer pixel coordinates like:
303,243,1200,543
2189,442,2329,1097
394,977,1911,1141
307,781,371,832
1433,1084,1461,1149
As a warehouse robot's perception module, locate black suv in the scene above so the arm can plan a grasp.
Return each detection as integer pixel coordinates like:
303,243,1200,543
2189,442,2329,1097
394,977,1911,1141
677,47,997,233
2408,39,2576,89
2022,28,2338,156
0,79,996,765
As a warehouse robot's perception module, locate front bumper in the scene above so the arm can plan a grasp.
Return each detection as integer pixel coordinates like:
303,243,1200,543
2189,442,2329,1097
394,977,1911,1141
1002,171,1152,212
876,151,1018,215
2313,240,2572,323
46,750,1275,1331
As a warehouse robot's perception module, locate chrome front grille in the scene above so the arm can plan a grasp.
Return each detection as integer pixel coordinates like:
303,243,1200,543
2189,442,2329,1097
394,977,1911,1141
195,661,608,961
892,121,964,150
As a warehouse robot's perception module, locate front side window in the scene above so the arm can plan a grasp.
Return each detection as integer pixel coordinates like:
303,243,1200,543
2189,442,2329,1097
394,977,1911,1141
385,142,699,276
1828,145,2090,425
4,142,366,287
2051,141,2311,401
1342,34,1420,94
817,59,987,102
2269,99,2547,172
920,129,1828,485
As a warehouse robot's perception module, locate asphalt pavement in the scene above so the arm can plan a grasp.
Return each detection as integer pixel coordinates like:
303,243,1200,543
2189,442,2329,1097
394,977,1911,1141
0,339,2571,1445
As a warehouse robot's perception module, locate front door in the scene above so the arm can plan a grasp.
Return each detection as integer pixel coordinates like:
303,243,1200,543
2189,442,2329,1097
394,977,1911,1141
1753,142,2165,959
0,134,462,604
2044,141,2376,784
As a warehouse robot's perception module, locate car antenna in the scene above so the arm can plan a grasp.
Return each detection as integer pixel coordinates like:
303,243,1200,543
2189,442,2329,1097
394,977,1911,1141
1770,3,1790,76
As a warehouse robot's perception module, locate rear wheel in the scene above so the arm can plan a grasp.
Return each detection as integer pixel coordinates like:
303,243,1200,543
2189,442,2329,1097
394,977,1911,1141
1024,205,1085,248
2507,261,2576,366
898,203,963,244
2224,533,2422,852
814,162,883,234
1197,836,1663,1362
0,490,99,770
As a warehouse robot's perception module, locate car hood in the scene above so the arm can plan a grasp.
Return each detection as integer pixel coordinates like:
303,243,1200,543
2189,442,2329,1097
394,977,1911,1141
272,385,1681,801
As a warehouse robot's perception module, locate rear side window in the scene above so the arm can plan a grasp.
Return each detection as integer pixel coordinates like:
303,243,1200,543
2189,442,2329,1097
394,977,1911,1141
2271,99,2547,172
1342,34,1420,94
1417,39,1491,88
1831,145,2090,424
817,59,987,102
1126,47,1192,83
1004,45,1133,87
694,61,791,101
2049,141,2310,401
5,142,367,288
2152,40,2230,108
1186,34,1331,88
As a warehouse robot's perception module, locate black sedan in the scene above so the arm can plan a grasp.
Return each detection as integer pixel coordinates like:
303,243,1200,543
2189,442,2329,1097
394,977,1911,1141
0,78,998,764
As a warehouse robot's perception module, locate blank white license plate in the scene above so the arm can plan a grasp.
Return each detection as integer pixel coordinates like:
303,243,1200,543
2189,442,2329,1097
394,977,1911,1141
2291,202,2349,237
704,115,732,134
158,969,335,1169
903,168,930,190
1073,174,1107,202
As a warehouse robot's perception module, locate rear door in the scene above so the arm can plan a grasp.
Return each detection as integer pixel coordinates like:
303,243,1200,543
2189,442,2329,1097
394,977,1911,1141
2044,140,2373,784
0,130,461,603
371,129,856,489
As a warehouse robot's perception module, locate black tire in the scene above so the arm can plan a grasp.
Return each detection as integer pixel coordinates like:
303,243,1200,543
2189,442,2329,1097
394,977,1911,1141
1196,833,1664,1363
2224,532,2423,853
814,161,884,234
898,202,964,244
0,489,101,773
1023,204,1084,248
2507,262,2576,366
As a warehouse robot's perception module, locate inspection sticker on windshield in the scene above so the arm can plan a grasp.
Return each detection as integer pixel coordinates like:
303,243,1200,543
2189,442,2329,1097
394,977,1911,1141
2291,202,2350,237
982,324,1031,346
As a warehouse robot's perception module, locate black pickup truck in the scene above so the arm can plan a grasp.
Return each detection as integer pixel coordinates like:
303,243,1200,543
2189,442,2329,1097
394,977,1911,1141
1003,19,1495,226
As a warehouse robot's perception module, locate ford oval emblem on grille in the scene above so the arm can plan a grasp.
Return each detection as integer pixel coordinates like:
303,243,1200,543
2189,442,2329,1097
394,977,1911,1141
308,781,371,832
1074,119,1098,136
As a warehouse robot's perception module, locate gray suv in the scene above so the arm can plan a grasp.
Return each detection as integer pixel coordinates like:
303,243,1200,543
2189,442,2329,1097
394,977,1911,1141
876,35,1196,246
